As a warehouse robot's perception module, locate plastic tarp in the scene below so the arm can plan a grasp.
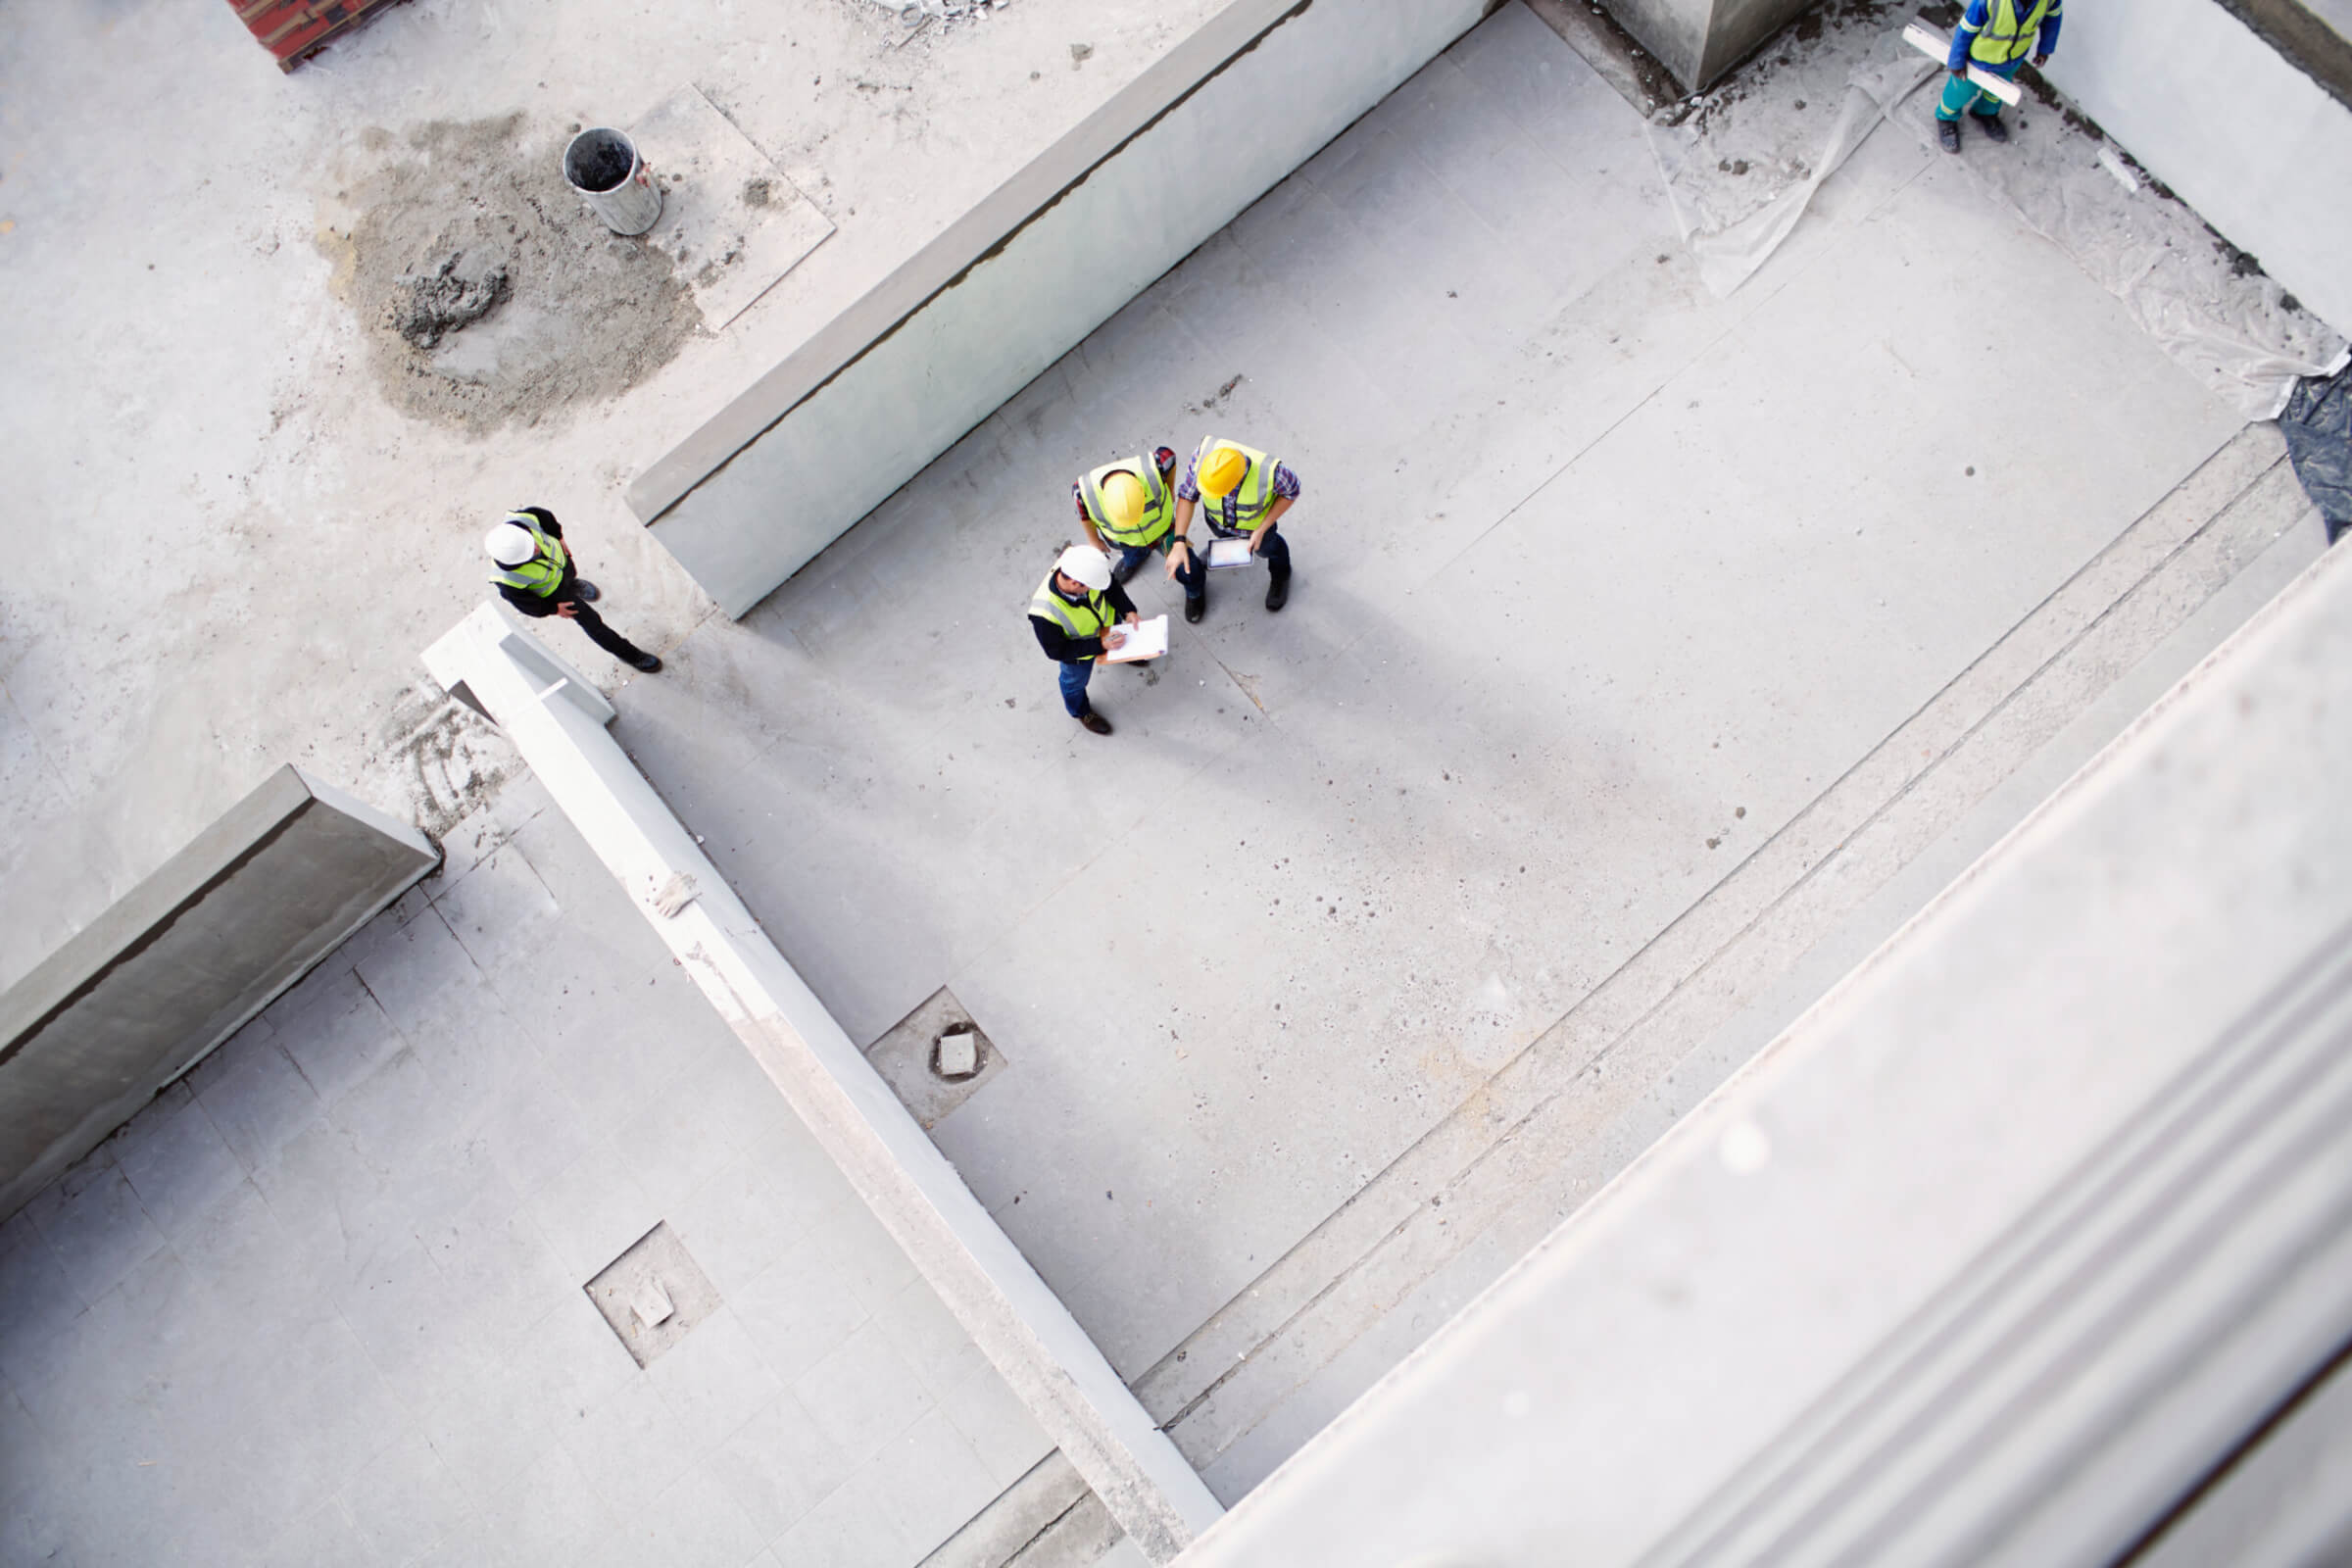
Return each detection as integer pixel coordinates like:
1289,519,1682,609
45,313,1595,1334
2280,366,2352,542
1648,21,2349,421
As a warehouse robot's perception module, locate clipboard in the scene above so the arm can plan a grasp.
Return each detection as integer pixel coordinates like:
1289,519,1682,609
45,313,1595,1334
1102,614,1169,663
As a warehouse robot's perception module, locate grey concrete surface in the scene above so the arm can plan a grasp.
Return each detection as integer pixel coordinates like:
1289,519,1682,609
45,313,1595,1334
422,605,1218,1558
612,0,2245,1415
1169,530,2352,1568
0,767,435,1221
0,774,1056,1567
0,0,1227,999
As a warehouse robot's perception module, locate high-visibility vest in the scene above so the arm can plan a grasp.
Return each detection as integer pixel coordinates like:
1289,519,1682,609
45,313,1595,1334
489,513,569,596
1029,570,1115,662
1192,436,1282,532
1079,457,1174,548
1970,0,2051,65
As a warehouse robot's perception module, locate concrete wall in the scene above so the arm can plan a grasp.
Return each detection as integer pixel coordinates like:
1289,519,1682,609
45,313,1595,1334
631,0,1495,618
2046,0,2352,339
1599,0,1819,90
0,766,437,1218
422,605,1223,1562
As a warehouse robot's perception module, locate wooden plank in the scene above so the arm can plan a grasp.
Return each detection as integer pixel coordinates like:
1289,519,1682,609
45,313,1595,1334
1903,18,2026,107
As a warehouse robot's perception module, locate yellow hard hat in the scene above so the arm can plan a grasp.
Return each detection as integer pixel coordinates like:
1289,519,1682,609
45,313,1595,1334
1102,472,1150,530
1199,446,1249,499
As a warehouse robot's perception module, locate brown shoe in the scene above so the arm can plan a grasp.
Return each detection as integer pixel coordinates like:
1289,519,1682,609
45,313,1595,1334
1077,709,1113,736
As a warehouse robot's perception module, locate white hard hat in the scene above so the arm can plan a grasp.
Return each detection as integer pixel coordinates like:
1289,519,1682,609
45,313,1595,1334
485,521,539,566
1056,545,1112,592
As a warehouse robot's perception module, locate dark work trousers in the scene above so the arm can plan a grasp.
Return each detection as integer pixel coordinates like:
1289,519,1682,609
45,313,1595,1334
565,602,652,663
1211,521,1292,576
1112,537,1208,604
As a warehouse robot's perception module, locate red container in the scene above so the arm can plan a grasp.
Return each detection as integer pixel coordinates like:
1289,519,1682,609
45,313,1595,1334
230,0,407,72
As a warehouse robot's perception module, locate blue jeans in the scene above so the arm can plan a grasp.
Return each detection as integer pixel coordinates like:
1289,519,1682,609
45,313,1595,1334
1113,539,1207,602
1057,659,1095,717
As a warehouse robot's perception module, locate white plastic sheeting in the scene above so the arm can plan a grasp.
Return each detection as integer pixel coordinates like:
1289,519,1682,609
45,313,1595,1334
1648,22,2347,420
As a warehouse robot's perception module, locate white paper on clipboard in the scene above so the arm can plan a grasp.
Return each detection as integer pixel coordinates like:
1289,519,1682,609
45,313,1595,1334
1102,614,1169,663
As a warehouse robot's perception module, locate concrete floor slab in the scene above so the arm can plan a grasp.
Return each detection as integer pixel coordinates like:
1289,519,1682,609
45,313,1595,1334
0,779,1062,1563
617,2,2245,1388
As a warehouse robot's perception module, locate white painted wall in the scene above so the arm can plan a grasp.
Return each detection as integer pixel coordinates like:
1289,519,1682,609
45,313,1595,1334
2048,0,2352,339
422,605,1223,1562
648,0,1494,617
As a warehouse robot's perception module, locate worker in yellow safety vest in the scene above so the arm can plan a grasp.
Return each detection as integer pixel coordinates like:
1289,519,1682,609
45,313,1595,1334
1937,0,2061,155
1171,436,1298,613
485,509,662,672
1027,546,1139,736
1074,446,1208,623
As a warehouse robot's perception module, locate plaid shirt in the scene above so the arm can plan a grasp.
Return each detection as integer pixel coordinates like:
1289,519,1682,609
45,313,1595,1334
1176,454,1301,533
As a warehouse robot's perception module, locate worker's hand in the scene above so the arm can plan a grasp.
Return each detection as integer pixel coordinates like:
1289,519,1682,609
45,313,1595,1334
1103,625,1129,651
556,601,579,619
1166,540,1190,577
1248,529,1265,558
1949,67,1968,82
2031,51,2048,67
1124,611,1141,626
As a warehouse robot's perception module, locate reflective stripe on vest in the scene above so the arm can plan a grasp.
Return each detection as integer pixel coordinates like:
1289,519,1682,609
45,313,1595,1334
1193,436,1280,531
1029,570,1114,662
1079,457,1174,548
489,513,569,596
1970,0,2050,65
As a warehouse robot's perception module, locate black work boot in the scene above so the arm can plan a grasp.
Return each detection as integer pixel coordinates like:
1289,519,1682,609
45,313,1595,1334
571,579,602,602
1077,708,1113,736
1936,117,1962,155
629,653,662,673
1976,111,2009,143
1185,594,1205,624
1265,573,1290,612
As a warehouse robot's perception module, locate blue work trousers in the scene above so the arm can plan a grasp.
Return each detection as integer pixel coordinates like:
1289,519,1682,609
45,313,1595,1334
1113,538,1207,603
1057,659,1096,718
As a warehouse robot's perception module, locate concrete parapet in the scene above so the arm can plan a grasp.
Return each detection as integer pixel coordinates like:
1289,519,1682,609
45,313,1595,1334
629,0,1495,617
421,604,1223,1561
1600,0,1821,90
0,766,437,1219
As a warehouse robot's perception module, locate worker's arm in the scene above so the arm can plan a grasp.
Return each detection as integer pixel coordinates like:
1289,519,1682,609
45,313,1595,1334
1031,614,1102,662
1106,581,1140,627
497,581,559,619
2035,0,2060,64
1947,0,1990,72
1073,485,1108,555
1250,466,1302,556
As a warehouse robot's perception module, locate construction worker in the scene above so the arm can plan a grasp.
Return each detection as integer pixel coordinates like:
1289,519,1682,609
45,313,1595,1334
484,508,662,672
1937,0,2060,155
1075,446,1208,623
1172,436,1297,612
1028,545,1137,736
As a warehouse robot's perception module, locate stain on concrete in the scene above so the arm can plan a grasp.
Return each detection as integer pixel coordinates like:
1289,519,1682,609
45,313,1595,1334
325,114,700,436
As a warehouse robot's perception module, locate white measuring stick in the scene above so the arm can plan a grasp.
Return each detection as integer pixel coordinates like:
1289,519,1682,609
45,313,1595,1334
1903,18,2025,107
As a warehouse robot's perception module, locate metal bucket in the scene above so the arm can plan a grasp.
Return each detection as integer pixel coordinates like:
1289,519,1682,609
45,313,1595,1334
563,127,662,236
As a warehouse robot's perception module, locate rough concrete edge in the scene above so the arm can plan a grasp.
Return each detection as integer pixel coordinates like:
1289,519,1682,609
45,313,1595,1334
1690,0,1823,91
0,769,439,1217
2207,0,2352,113
1522,0,1665,113
625,0,1311,523
421,605,1222,1562
918,1451,1091,1568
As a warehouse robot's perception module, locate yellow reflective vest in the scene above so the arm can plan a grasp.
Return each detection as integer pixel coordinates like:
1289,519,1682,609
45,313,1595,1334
1079,457,1175,548
1970,0,2052,65
1028,571,1115,662
489,513,569,596
1191,436,1282,532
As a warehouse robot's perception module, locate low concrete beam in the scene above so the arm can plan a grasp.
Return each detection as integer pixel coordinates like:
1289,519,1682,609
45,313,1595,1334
421,605,1222,1562
629,0,1496,617
0,766,437,1218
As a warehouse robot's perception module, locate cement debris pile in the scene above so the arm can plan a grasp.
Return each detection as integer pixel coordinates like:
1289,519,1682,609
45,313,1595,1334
328,113,699,435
